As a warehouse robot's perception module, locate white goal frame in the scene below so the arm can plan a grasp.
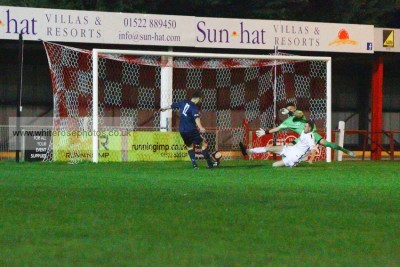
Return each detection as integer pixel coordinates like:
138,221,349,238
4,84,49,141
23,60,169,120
92,49,332,163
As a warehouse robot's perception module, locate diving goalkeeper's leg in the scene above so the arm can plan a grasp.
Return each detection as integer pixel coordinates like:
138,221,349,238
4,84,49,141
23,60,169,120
315,133,355,157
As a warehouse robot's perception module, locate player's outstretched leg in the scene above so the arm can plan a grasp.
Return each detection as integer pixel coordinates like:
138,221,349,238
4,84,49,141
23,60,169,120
239,142,268,158
250,147,267,154
239,142,248,157
187,148,198,169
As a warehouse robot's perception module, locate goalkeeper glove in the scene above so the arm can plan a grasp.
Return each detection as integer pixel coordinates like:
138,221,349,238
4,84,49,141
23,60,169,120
280,108,289,115
280,108,294,116
256,128,269,137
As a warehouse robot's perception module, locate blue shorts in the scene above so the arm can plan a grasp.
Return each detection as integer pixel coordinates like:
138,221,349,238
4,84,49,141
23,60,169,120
180,130,203,147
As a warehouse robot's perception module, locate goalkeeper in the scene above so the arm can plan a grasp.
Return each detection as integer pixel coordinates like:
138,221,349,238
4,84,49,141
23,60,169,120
255,102,355,157
241,120,317,167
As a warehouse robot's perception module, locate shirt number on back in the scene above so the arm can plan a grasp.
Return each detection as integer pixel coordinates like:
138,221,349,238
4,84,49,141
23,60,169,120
182,104,190,117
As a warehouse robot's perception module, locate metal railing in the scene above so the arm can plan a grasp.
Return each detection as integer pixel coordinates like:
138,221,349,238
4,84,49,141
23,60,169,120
344,130,400,160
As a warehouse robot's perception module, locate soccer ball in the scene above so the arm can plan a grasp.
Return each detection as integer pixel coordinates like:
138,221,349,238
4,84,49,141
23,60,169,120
211,151,223,162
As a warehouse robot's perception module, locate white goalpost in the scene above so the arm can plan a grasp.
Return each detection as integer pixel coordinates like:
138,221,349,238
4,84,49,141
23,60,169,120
43,42,331,163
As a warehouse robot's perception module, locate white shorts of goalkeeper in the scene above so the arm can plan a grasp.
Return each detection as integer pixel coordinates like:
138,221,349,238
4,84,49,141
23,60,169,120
280,146,309,167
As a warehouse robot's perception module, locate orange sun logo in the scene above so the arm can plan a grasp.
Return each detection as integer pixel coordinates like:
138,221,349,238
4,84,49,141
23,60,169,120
329,29,357,45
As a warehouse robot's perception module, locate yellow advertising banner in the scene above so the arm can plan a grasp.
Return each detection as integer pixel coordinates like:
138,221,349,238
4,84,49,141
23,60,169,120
52,130,122,162
51,131,188,162
98,131,122,162
128,132,189,161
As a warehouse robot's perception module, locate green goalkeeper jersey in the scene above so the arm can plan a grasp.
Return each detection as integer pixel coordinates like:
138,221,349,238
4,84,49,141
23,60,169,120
277,110,307,134
278,109,322,143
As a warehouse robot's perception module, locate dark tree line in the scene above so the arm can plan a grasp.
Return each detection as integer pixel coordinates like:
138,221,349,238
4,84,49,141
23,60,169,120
2,0,399,27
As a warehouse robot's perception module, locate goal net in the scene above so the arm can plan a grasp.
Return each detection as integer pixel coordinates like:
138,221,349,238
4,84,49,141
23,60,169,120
43,42,331,163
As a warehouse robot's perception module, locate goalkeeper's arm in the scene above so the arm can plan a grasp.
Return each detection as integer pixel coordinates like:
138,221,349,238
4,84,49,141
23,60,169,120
256,126,281,137
280,108,304,118
292,110,304,118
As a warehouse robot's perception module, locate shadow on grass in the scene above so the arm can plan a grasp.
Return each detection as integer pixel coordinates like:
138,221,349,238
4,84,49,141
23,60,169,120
216,164,266,169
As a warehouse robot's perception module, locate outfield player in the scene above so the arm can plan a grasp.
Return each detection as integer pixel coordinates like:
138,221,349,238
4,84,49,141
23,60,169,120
160,91,216,169
255,102,355,157
240,120,317,167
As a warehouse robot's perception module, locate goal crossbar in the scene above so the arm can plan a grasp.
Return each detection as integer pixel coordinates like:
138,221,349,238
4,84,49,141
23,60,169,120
93,49,331,62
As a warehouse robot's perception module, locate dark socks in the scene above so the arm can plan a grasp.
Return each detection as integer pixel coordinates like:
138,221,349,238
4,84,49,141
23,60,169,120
188,149,197,166
201,148,214,167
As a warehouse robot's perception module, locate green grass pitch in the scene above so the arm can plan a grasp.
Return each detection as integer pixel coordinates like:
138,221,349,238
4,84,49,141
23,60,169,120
1,160,399,266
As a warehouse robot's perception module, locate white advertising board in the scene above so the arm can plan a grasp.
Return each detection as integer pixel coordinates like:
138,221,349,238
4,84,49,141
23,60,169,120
0,6,195,46
0,6,375,53
195,17,374,53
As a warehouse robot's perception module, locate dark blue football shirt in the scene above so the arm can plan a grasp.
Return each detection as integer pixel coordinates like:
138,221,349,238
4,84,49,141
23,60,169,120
171,100,200,133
